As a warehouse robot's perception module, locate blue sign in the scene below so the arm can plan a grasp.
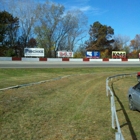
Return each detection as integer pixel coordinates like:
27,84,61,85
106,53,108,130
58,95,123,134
86,51,100,58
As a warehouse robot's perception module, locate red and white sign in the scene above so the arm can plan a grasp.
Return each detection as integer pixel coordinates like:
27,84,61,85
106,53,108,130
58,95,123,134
57,51,73,58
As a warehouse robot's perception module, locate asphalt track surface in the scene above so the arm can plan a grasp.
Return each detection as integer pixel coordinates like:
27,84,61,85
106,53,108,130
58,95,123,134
0,61,140,68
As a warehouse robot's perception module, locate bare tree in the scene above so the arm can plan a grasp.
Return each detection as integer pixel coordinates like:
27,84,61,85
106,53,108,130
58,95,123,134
113,35,130,50
58,10,88,51
34,1,65,57
2,0,38,56
130,34,140,51
34,1,87,57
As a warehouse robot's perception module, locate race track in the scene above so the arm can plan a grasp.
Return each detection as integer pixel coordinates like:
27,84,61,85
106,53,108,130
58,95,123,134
0,61,140,68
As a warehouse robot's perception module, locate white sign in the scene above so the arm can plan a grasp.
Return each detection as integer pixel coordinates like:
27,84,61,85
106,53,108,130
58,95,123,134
57,51,73,57
24,48,44,57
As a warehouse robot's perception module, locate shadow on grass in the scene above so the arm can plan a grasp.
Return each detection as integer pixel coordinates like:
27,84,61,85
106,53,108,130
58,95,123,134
111,83,138,140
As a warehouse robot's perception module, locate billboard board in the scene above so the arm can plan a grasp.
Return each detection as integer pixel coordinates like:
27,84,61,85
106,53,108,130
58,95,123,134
112,51,126,59
24,48,44,57
57,51,73,58
86,51,100,58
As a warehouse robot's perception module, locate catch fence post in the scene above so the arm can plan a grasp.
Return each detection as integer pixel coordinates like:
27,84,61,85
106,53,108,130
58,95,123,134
111,95,115,129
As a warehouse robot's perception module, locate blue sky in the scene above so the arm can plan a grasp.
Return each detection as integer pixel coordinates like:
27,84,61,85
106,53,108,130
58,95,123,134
1,0,140,41
50,0,140,40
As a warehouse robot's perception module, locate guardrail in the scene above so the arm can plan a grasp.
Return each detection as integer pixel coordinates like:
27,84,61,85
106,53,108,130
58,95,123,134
106,73,136,140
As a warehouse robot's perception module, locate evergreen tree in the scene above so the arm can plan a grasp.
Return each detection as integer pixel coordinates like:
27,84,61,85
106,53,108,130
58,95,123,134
85,21,114,51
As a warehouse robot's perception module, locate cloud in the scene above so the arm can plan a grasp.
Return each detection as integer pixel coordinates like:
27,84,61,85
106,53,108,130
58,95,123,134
79,6,91,12
61,0,107,15
74,0,90,3
89,7,108,16
68,5,108,16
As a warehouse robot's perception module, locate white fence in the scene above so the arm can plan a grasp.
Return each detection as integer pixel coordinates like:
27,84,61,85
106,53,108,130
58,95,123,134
106,73,136,140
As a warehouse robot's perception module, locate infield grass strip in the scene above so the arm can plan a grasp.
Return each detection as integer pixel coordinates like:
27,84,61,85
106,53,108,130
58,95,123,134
0,67,139,89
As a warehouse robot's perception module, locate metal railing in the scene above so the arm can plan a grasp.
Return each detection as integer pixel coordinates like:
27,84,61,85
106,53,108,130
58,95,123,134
106,73,136,140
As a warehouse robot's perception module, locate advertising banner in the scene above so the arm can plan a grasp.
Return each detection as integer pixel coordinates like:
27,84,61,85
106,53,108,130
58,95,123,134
86,51,100,58
112,51,126,59
57,51,73,57
24,48,44,57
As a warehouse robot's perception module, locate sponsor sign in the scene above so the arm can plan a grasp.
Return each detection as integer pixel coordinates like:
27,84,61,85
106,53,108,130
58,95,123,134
24,48,44,57
86,51,100,58
139,53,140,58
57,51,73,57
112,51,126,59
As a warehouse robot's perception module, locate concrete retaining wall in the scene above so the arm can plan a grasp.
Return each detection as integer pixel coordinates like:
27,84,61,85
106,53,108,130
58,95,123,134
0,57,139,62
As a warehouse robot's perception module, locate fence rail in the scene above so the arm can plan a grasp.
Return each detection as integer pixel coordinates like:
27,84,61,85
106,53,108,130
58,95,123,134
106,73,136,140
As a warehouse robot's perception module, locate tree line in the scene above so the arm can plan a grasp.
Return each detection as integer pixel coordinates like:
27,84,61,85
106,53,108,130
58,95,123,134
0,0,140,58
0,0,87,57
83,21,140,58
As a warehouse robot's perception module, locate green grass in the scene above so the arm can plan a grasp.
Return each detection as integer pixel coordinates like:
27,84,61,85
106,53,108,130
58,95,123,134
0,67,139,89
0,67,140,140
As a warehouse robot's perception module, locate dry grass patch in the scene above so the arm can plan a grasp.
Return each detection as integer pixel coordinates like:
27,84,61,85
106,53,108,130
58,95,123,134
0,68,140,140
0,73,115,140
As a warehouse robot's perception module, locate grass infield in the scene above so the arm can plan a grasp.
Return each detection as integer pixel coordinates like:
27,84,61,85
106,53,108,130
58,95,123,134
0,67,140,140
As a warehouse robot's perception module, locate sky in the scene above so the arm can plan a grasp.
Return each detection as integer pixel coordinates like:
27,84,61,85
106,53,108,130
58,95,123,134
1,0,140,41
50,0,140,40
